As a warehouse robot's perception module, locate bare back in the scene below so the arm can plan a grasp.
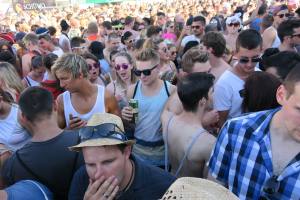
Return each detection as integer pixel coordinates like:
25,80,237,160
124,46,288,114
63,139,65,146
164,116,216,178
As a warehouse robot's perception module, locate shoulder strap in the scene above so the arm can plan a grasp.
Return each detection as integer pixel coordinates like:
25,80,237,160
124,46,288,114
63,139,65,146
132,80,139,99
164,115,174,172
16,150,53,191
175,129,207,177
164,80,170,97
25,77,31,87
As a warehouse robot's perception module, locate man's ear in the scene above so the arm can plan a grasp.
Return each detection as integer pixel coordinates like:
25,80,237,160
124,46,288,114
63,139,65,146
124,145,132,159
276,84,287,106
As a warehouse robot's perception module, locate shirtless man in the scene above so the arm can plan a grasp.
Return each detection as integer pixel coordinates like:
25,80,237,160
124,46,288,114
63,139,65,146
52,53,120,130
209,65,300,200
202,31,231,81
161,72,216,178
22,33,41,77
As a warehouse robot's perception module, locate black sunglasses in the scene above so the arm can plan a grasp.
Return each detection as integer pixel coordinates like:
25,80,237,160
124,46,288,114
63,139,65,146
292,33,300,38
276,13,291,18
239,56,261,64
260,175,280,200
228,23,240,27
79,123,128,142
134,64,158,76
192,25,201,29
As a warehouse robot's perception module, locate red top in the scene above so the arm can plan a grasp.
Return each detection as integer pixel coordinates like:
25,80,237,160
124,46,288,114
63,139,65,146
41,80,64,100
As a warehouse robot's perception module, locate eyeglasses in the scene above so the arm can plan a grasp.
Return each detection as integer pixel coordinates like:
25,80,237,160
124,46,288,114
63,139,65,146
134,64,158,76
228,23,240,27
192,25,201,29
260,176,280,200
79,123,128,142
239,56,261,64
88,63,100,70
276,13,291,18
115,63,129,71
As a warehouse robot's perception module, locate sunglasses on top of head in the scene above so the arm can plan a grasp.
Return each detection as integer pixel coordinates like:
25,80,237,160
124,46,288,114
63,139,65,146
88,63,100,70
134,64,158,76
115,63,130,71
228,22,240,27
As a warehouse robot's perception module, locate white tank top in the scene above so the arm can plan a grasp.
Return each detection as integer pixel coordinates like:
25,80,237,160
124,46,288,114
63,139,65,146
0,104,30,151
63,85,106,127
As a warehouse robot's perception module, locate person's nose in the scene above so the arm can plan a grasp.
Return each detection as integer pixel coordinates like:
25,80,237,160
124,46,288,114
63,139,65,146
94,164,104,180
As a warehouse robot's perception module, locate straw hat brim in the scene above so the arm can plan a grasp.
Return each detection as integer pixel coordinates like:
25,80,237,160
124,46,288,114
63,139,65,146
161,177,239,200
69,138,135,152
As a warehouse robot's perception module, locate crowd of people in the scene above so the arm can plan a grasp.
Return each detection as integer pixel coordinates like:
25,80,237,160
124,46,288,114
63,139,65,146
0,0,300,199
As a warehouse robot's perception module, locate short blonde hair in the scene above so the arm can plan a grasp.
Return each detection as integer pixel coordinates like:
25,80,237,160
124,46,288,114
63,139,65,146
52,53,89,78
23,33,39,46
135,48,160,65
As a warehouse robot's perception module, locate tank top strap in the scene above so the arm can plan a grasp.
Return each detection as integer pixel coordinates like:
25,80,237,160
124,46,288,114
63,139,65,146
62,91,72,127
164,115,175,172
175,128,207,177
94,85,105,112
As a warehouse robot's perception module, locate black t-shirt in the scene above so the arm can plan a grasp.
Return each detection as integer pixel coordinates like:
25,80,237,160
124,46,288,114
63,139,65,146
2,130,84,200
69,156,176,200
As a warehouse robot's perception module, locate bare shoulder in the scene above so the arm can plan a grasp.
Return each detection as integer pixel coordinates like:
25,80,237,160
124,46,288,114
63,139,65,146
169,84,177,95
126,83,137,100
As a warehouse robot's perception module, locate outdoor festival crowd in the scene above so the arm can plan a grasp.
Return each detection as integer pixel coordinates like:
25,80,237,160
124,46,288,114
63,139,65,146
0,0,300,199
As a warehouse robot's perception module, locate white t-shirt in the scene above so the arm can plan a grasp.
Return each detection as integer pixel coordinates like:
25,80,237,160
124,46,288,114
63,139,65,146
52,47,64,57
213,70,244,119
0,104,30,151
181,35,200,47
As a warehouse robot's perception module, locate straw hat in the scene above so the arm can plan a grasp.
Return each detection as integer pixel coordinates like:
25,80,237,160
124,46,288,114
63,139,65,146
69,113,135,151
161,177,239,200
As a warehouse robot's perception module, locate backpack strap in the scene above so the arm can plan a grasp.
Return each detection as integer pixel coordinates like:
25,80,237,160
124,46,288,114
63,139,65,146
132,80,140,99
164,80,170,97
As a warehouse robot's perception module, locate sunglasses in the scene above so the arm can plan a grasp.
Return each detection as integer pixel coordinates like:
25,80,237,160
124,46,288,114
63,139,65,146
170,51,177,56
114,27,124,31
192,25,201,29
276,13,291,18
228,23,240,27
115,63,129,71
134,64,158,76
79,123,128,142
260,176,280,200
160,48,168,53
127,39,134,44
88,63,100,70
239,56,261,64
169,25,174,28
292,33,300,38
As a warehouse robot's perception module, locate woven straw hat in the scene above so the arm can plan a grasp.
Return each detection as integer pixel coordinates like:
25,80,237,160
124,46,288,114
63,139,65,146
161,177,239,200
69,113,135,151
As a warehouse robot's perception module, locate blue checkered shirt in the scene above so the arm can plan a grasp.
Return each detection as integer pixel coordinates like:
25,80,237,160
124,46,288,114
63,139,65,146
209,108,300,200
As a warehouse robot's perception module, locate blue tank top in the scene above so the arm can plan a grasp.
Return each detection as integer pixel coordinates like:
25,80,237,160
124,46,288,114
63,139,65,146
134,81,171,142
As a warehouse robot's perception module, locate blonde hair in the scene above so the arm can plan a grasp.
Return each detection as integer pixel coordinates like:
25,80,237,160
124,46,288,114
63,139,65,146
142,38,164,51
23,33,39,46
136,48,160,65
52,53,89,79
114,52,137,88
0,62,24,98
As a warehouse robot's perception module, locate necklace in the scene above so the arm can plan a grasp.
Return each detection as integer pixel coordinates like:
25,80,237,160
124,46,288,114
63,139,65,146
123,160,135,192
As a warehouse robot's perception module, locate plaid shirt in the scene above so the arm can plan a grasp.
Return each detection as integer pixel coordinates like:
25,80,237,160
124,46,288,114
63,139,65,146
209,108,300,200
